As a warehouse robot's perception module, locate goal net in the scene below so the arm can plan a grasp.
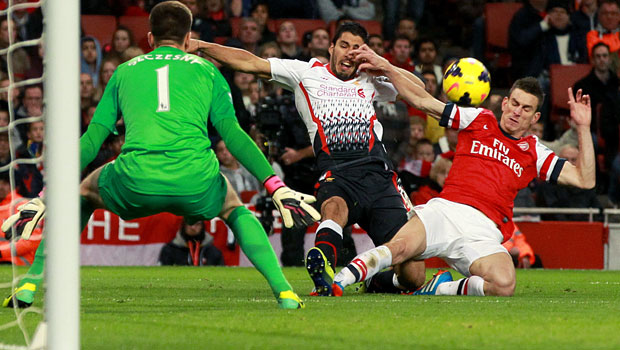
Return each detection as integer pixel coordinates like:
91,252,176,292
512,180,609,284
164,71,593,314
0,0,79,349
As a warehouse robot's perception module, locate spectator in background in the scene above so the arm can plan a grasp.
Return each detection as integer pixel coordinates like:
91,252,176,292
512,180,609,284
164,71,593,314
317,0,376,23
83,125,125,176
123,0,149,16
80,73,95,114
233,71,256,112
509,0,549,80
226,17,261,54
0,17,30,80
15,85,42,143
411,156,452,205
0,171,42,266
0,79,19,107
0,132,9,167
251,1,276,44
586,0,620,72
95,57,120,101
299,28,331,61
15,121,44,197
383,1,424,41
574,42,620,194
537,145,601,220
415,38,443,85
368,34,384,55
420,70,444,144
399,138,435,197
433,127,458,157
405,115,426,158
571,0,599,36
502,225,538,268
159,220,224,266
395,17,418,44
383,35,415,72
103,26,134,61
265,0,318,19
215,139,261,194
80,36,102,87
181,0,215,42
374,96,409,167
276,21,302,60
24,42,43,80
205,0,233,37
0,100,21,149
11,0,42,42
120,46,144,62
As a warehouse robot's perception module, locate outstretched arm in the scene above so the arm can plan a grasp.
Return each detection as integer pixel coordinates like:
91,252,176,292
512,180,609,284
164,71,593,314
353,45,445,119
556,88,595,189
189,39,272,79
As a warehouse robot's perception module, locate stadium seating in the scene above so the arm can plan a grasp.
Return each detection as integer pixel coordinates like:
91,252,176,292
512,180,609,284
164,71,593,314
484,2,522,67
81,15,117,47
118,15,151,53
549,63,592,124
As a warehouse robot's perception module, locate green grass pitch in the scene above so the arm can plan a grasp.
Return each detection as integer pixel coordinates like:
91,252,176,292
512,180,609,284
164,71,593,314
1,266,620,349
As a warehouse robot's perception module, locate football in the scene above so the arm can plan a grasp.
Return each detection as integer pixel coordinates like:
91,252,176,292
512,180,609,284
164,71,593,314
442,57,491,107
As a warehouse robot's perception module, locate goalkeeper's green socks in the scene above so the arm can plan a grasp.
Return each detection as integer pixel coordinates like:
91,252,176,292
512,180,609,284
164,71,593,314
225,206,293,295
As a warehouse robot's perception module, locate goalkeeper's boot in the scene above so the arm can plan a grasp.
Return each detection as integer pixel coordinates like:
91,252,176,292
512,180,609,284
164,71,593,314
277,290,305,309
412,270,453,296
305,247,335,296
3,282,36,308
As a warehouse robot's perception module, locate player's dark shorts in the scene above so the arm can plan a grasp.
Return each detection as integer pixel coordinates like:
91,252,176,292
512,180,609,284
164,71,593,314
98,162,227,222
315,161,408,246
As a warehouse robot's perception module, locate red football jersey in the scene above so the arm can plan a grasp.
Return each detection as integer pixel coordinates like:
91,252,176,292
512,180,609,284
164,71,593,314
438,104,566,242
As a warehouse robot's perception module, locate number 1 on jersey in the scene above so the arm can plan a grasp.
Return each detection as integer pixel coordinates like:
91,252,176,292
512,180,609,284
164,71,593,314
156,65,170,112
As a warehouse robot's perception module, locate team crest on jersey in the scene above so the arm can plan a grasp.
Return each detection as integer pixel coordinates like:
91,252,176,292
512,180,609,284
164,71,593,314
357,89,365,98
517,141,529,151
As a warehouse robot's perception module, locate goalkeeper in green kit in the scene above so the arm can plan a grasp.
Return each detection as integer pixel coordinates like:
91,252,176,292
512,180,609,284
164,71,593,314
2,1,319,309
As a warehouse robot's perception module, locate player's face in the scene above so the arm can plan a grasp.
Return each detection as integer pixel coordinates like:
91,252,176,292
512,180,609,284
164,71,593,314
500,88,541,137
329,32,365,81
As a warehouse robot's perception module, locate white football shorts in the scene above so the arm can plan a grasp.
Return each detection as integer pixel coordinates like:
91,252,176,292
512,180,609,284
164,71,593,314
414,197,509,276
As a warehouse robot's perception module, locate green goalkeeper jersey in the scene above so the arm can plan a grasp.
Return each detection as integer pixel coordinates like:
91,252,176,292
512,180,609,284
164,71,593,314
90,46,234,195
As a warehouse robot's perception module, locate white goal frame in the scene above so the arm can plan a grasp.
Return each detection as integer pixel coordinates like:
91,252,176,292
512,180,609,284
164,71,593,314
43,0,80,349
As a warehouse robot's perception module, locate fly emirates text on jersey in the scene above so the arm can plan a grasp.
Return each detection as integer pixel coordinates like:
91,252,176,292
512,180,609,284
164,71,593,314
470,138,524,177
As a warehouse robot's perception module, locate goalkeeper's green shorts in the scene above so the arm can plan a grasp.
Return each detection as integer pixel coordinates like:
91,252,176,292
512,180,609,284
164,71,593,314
97,163,228,222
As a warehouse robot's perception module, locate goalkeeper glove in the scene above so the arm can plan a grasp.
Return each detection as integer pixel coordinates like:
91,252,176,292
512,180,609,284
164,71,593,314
264,175,321,228
2,198,46,240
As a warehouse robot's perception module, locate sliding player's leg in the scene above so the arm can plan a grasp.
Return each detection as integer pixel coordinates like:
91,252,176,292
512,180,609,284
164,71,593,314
433,252,515,296
305,195,348,296
218,176,304,309
333,215,428,294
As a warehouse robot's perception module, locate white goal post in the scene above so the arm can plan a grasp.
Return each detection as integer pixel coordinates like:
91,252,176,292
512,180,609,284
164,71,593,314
43,0,80,348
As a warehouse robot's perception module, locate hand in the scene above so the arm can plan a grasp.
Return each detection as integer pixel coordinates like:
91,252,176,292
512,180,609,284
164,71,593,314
351,44,391,76
568,87,591,128
187,39,201,53
263,175,321,228
280,147,302,166
2,198,46,240
271,187,321,228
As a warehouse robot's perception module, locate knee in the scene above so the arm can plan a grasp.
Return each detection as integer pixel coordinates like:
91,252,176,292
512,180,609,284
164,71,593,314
396,267,425,290
488,274,516,297
320,197,348,225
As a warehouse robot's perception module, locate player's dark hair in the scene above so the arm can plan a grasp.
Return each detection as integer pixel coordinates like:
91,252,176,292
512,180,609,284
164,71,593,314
332,22,368,45
510,77,545,111
149,1,193,45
